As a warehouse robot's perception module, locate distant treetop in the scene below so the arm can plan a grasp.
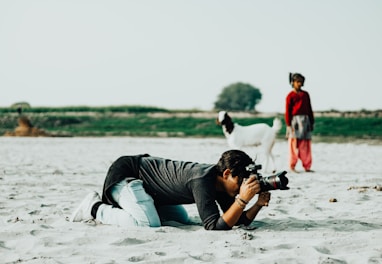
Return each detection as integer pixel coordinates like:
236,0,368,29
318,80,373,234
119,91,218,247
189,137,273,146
214,82,262,112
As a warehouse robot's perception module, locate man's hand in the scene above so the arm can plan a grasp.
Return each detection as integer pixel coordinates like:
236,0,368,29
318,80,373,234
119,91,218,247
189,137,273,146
239,176,261,202
255,192,271,207
244,191,271,222
285,126,292,139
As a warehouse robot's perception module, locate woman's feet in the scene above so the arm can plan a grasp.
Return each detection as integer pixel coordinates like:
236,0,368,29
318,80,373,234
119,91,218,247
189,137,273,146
290,167,314,173
290,167,299,173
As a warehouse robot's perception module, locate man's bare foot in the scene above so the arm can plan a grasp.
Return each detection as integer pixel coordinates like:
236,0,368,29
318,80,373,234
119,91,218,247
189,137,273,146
290,168,299,173
305,169,314,173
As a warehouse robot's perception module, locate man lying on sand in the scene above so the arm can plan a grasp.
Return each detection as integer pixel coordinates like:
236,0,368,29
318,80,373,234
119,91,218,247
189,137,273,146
70,150,270,230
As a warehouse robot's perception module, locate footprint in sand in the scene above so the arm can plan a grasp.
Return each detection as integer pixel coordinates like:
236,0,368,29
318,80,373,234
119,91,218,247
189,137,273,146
128,255,146,262
30,230,41,236
188,252,215,262
314,246,331,254
0,241,10,250
28,210,41,215
40,204,56,207
319,256,347,264
230,250,246,258
111,237,146,246
275,244,295,250
274,208,288,214
127,252,166,262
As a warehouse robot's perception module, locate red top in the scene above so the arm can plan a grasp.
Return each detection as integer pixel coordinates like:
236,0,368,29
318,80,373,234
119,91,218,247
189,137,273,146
285,90,314,126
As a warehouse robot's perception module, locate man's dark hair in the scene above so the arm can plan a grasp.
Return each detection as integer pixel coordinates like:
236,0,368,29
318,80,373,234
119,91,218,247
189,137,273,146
216,150,253,179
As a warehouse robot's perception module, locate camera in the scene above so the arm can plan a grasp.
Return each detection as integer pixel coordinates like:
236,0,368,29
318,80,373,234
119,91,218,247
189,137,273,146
245,163,289,191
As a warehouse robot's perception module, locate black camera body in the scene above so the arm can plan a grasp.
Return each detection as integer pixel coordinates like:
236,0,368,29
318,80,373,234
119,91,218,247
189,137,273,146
245,163,289,192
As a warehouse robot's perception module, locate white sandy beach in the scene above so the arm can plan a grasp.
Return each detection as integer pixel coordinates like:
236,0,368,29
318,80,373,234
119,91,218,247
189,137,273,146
1,136,381,264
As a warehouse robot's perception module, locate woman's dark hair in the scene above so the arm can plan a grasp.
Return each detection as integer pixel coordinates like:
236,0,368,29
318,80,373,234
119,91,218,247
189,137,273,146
289,72,305,86
216,150,253,179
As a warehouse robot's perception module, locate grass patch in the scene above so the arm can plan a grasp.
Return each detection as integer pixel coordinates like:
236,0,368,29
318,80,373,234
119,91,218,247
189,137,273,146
1,106,381,141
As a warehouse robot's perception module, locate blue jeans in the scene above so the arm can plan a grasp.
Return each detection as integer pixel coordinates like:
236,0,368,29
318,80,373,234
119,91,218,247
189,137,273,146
96,180,189,228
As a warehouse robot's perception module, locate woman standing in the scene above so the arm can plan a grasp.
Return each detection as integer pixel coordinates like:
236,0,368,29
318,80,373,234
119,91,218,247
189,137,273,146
285,73,314,173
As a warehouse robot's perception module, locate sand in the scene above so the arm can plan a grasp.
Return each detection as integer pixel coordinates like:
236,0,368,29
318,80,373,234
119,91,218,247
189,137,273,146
1,136,381,264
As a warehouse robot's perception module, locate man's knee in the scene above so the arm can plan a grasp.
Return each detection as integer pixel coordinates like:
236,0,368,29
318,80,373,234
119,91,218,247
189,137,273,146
125,180,161,227
127,180,152,201
157,205,190,224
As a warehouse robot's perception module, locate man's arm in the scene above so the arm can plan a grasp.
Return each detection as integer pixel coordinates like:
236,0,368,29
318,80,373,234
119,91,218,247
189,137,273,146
244,192,271,221
222,177,265,227
221,196,248,227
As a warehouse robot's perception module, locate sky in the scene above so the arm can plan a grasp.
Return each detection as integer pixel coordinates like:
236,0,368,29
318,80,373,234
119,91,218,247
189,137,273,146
1,0,381,113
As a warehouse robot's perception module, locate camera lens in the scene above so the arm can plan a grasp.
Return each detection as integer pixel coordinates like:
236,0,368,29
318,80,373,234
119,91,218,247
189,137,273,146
259,171,289,191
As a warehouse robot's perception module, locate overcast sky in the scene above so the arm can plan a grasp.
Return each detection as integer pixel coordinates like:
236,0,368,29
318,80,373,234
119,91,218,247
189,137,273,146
1,0,381,113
